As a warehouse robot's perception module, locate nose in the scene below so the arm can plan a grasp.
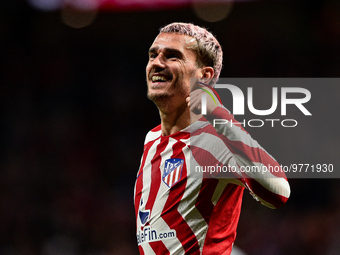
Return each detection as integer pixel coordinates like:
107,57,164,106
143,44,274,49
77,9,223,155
149,53,166,71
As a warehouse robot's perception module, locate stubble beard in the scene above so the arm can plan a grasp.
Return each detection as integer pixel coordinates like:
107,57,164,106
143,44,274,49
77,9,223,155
147,78,188,109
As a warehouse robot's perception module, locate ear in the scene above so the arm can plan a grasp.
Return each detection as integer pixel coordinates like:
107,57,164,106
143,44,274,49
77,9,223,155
200,66,214,84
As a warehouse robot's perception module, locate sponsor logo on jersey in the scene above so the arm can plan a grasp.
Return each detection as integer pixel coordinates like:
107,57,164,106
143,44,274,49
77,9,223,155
162,158,184,188
139,198,150,225
137,227,177,245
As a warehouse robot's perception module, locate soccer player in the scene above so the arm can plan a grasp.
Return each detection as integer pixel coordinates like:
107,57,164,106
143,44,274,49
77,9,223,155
134,22,290,255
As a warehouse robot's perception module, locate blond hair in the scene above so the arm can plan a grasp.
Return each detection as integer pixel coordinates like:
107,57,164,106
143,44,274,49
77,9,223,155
160,22,223,86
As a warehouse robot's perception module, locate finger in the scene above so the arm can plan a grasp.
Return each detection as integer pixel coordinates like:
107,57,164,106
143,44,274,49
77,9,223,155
189,95,203,113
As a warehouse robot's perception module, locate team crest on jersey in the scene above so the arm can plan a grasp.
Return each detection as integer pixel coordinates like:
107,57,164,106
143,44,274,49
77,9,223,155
162,158,184,188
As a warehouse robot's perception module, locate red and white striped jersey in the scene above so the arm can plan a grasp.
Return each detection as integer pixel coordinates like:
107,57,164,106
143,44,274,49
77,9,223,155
134,106,290,255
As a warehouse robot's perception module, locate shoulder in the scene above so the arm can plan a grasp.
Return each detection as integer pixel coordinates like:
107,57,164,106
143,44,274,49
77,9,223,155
150,124,161,132
144,124,162,145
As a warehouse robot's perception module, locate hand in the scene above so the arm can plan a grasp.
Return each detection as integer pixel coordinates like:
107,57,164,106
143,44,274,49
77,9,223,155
186,82,221,116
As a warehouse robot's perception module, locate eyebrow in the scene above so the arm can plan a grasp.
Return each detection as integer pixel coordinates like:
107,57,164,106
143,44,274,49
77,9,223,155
149,47,183,57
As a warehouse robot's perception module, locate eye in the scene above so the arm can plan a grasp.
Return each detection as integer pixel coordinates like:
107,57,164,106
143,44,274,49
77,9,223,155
167,54,179,59
149,53,158,59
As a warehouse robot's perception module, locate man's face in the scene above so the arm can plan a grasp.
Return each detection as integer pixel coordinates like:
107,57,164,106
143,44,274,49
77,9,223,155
146,33,201,105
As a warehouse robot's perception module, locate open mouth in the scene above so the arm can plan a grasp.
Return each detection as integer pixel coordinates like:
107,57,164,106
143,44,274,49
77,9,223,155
151,75,171,83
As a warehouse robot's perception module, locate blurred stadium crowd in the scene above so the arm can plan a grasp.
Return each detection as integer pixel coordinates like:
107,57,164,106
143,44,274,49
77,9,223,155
0,0,340,254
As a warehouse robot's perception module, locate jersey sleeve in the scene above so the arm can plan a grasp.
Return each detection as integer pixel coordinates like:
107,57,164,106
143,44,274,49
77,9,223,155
206,105,290,209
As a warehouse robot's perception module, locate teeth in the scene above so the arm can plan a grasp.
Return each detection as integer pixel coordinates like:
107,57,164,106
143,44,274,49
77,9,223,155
152,76,168,82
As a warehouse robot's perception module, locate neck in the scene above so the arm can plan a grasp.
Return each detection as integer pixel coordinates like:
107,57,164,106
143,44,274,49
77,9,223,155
159,102,189,136
158,104,202,136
